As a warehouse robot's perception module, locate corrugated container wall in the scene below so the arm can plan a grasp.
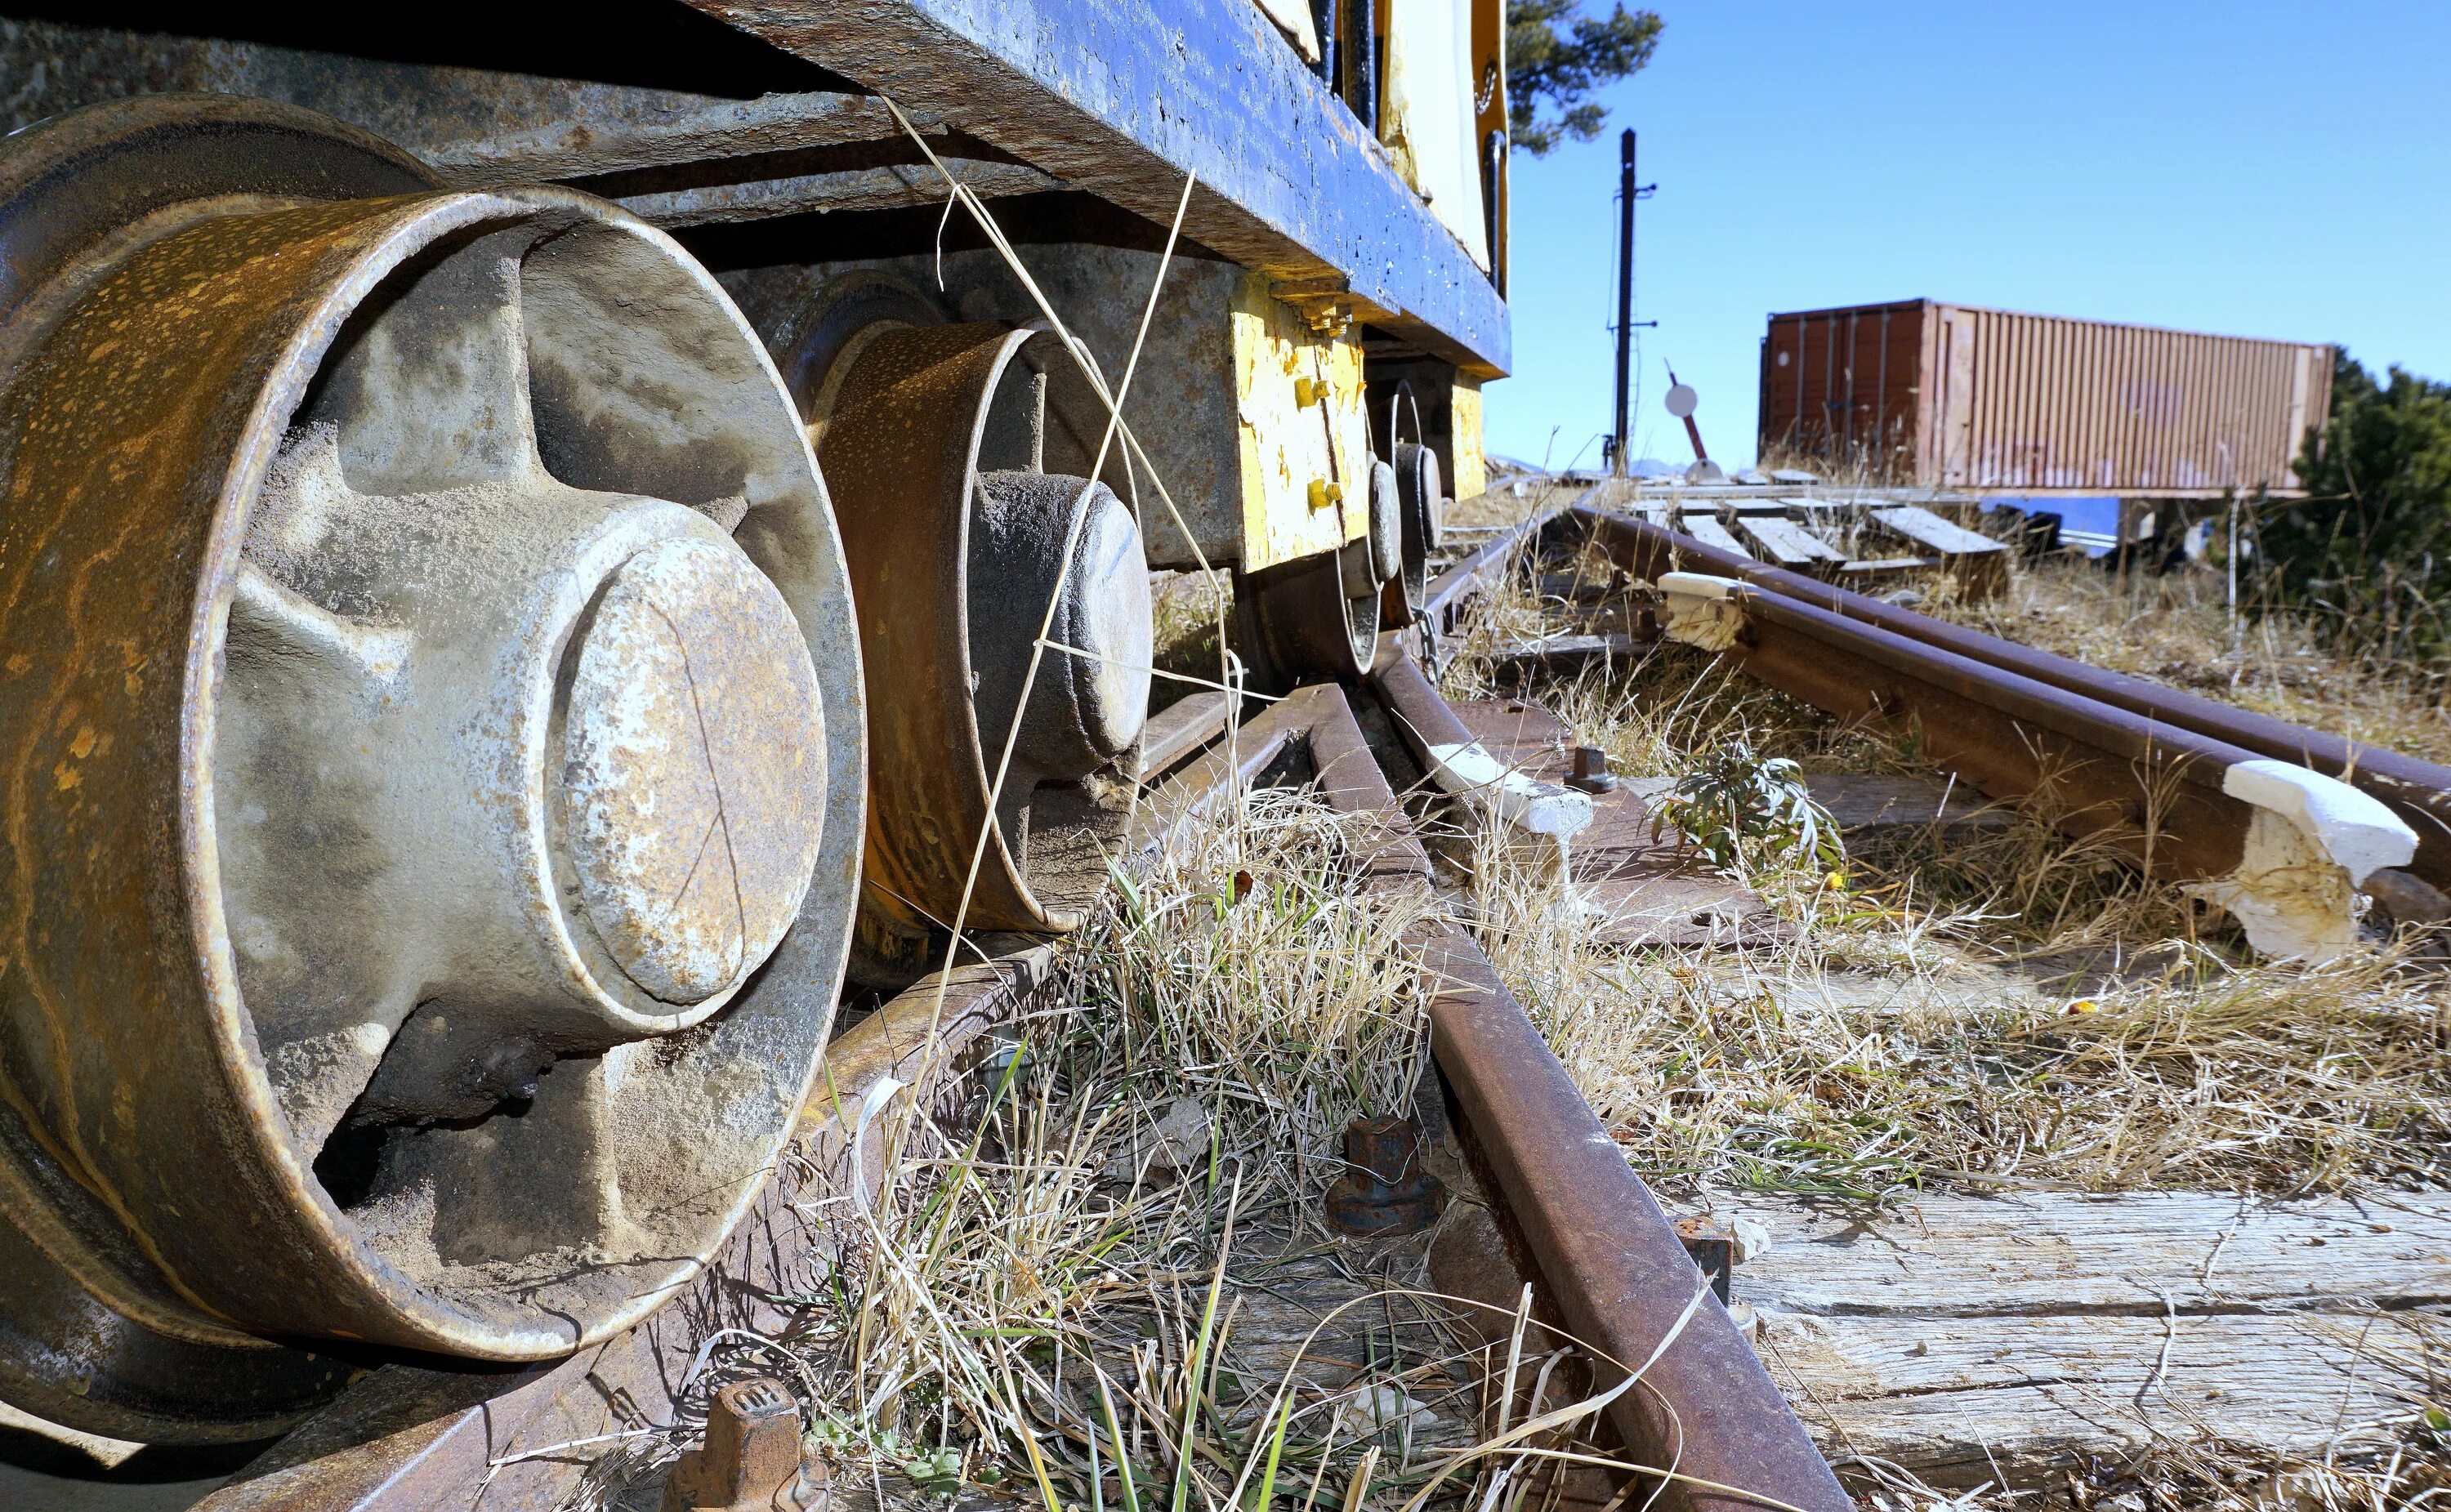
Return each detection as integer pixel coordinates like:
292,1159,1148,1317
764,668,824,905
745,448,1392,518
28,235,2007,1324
1758,301,2334,497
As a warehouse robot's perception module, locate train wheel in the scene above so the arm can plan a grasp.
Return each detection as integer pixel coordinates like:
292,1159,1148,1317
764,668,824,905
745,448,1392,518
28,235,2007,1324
799,319,1154,987
1233,546,1377,689
1388,443,1445,623
1235,462,1401,689
0,96,864,1441
1376,381,1444,631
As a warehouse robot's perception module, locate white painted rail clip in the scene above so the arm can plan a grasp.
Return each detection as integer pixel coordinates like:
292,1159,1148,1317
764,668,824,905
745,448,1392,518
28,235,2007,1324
2196,760,2418,963
1658,570,1748,652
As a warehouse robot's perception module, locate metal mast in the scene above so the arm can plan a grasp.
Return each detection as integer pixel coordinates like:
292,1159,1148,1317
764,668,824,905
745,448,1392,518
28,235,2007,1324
1609,129,1654,475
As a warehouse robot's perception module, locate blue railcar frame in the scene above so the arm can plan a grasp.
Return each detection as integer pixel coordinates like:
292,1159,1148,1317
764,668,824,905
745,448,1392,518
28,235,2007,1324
693,0,1511,377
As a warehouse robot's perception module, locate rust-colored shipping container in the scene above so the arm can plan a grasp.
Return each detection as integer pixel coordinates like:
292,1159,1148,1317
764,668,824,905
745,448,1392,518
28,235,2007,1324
1758,300,2334,497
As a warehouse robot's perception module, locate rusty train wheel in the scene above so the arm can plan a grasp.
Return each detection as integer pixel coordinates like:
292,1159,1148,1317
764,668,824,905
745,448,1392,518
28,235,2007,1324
1233,546,1379,689
1240,456,1402,689
1377,382,1443,631
1234,459,1402,691
0,97,865,1441
798,318,1154,987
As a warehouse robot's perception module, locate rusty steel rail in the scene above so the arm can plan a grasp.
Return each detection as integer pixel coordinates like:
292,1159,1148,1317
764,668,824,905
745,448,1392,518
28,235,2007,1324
1574,503,2451,886
1136,689,1234,780
1663,570,2266,880
1291,685,1851,1512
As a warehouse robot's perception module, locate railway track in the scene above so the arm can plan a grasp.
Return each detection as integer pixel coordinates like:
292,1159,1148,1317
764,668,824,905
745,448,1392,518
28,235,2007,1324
1426,494,2435,966
15,670,1841,1512
1582,505,2451,883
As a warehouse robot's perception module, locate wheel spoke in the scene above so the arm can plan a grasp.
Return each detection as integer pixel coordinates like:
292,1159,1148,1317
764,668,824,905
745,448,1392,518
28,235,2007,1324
298,226,545,493
222,552,424,1153
261,1021,397,1162
368,1050,632,1269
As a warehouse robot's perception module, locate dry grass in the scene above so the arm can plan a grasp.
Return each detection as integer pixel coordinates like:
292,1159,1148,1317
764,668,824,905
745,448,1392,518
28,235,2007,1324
1435,518,2451,1201
1150,569,1234,707
592,795,1666,1512
1484,874,2451,1200
1944,558,2451,769
1444,472,1579,533
1752,439,1913,492
1421,497,2451,1509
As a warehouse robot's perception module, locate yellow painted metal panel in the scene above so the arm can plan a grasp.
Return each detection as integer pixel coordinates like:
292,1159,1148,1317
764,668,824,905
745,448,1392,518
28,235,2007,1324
1449,375,1486,500
1233,273,1372,571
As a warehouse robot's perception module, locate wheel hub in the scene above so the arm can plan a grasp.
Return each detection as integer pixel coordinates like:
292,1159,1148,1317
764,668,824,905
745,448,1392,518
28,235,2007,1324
563,535,828,1007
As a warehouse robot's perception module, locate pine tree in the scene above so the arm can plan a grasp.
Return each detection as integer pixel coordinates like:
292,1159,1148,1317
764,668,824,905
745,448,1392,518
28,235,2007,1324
1506,0,1663,157
2260,355,2451,658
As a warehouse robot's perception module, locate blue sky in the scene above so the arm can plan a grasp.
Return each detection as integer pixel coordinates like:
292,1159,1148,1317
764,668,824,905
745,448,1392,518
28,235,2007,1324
1483,2,2451,470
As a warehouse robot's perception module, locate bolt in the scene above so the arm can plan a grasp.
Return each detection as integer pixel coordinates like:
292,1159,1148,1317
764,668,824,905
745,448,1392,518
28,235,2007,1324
1325,1113,1444,1237
976,1026,1035,1088
663,1376,827,1512
1566,745,1619,794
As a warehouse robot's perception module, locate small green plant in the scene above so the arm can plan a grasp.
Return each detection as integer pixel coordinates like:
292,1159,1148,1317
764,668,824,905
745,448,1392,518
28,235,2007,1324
1653,739,1841,880
901,1446,964,1496
803,1414,858,1456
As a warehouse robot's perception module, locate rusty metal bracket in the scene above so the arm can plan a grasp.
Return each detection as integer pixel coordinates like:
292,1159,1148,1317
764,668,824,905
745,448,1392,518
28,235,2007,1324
1324,1114,1446,1236
1370,647,1592,852
663,1377,824,1512
1270,276,1355,337
1674,1219,1735,1306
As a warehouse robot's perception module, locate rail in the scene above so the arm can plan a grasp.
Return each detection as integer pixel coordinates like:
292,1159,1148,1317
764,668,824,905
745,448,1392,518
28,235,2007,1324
1316,670,1848,1512
1572,504,2451,888
1506,506,2422,962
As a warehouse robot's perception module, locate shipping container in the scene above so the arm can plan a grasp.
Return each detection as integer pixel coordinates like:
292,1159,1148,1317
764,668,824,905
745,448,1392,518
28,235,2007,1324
1758,300,2333,497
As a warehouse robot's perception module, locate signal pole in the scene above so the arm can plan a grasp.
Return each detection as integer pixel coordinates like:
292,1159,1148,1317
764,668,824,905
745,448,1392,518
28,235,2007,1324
1610,129,1656,476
